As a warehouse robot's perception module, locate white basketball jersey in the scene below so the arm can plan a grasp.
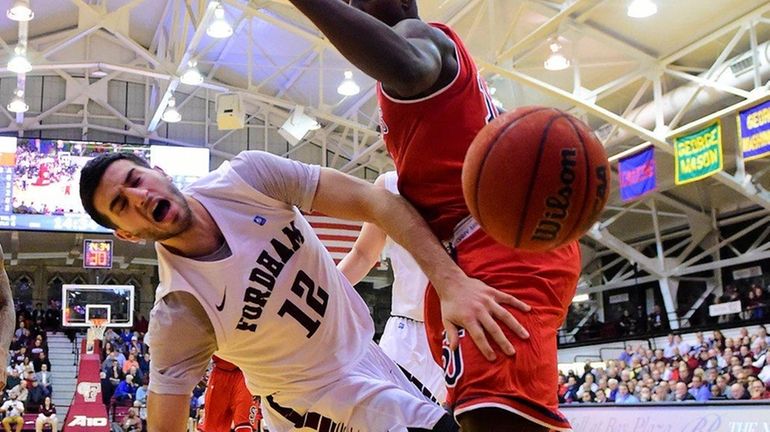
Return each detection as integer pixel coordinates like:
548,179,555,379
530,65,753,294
154,162,373,396
381,171,429,322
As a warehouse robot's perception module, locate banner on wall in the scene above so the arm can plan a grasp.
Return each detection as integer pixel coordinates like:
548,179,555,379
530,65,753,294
562,402,770,432
738,99,770,161
618,146,656,202
674,121,723,185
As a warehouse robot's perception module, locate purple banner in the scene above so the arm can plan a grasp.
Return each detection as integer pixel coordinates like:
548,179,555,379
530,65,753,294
619,146,656,202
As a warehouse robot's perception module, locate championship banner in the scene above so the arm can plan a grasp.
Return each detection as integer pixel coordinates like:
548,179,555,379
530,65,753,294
618,146,655,202
738,99,770,161
674,122,723,185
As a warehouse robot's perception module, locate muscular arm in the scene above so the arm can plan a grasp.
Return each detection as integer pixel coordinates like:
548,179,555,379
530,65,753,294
287,0,450,97
0,243,15,391
147,392,188,432
313,169,529,361
337,175,388,285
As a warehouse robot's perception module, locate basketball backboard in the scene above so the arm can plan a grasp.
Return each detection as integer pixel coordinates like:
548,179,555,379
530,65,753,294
62,284,134,328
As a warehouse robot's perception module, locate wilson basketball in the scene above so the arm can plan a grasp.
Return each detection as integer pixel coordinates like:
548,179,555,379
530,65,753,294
462,106,610,251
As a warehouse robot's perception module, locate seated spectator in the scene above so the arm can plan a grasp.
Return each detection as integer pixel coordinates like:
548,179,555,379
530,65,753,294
4,369,21,391
709,384,728,400
10,381,29,406
29,338,46,359
615,383,639,404
618,345,635,364
121,408,142,432
134,379,149,406
26,379,46,412
652,382,672,402
580,391,594,403
35,364,52,396
122,354,140,374
749,380,769,400
126,365,143,385
730,383,749,400
688,375,710,401
648,304,667,331
35,397,56,432
638,386,652,402
672,382,695,402
0,391,25,432
113,375,137,404
606,378,619,402
33,352,51,374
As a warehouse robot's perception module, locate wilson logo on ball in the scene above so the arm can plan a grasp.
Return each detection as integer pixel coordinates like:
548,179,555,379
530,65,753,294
532,148,578,242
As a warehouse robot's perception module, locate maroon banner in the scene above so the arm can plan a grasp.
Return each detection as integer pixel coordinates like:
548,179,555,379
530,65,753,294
63,341,109,431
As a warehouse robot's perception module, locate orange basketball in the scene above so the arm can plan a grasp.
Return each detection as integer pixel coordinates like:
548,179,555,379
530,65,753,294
462,107,610,251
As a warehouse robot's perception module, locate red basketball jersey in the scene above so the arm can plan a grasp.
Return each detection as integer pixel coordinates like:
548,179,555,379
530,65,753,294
377,23,499,240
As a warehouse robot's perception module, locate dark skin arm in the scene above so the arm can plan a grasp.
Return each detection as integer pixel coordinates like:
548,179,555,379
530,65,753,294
287,0,457,98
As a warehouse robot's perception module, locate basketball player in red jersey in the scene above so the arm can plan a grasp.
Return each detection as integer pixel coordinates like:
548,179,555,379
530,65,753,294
289,1,582,431
199,356,261,432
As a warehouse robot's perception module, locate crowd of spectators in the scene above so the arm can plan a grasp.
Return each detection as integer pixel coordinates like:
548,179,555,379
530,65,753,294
712,283,768,323
2,302,61,432
559,326,770,404
99,328,150,431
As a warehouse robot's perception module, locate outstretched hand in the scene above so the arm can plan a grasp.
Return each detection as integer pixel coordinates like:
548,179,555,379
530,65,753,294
439,275,530,362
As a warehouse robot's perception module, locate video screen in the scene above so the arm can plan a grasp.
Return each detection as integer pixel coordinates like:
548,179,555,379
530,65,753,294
0,137,210,232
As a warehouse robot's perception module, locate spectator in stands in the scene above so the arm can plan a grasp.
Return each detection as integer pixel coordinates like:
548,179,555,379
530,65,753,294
709,385,727,400
33,352,50,374
688,375,710,401
123,353,140,374
614,383,639,404
730,383,749,400
711,329,726,351
135,379,149,406
35,397,56,432
749,380,769,400
663,334,677,359
26,379,46,412
0,391,25,432
4,369,20,392
29,339,46,360
10,381,28,406
648,304,667,332
102,352,122,374
673,382,695,402
563,376,580,403
35,364,52,396
618,309,639,336
606,378,619,402
677,363,692,385
652,382,672,402
13,347,28,366
638,386,652,402
121,407,142,432
30,303,44,324
114,374,137,404
619,345,635,364
579,391,594,403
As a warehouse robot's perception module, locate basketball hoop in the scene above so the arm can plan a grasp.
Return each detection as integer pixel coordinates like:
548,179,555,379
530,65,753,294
86,318,108,354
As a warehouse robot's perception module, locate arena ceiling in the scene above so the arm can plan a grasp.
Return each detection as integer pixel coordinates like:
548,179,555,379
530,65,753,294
2,0,770,312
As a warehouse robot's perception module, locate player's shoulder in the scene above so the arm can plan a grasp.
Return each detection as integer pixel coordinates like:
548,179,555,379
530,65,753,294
393,19,454,51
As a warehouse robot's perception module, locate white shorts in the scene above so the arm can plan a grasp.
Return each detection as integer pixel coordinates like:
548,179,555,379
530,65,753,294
379,316,447,405
261,341,446,432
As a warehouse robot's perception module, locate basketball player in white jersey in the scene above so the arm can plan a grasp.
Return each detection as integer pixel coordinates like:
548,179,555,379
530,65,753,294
339,171,446,405
78,151,529,431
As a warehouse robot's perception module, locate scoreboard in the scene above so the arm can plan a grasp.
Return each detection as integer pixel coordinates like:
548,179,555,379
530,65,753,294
83,239,113,269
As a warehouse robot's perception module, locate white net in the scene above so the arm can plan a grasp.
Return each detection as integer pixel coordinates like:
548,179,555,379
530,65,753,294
86,319,108,354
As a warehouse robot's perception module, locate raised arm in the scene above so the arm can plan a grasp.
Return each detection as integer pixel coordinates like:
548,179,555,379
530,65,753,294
287,0,451,97
0,243,15,392
313,169,530,361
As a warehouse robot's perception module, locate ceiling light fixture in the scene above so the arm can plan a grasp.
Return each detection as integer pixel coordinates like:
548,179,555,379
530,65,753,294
180,60,204,85
7,0,33,22
7,47,32,74
7,89,28,113
337,70,360,96
162,97,181,123
627,0,657,18
544,40,570,71
206,3,233,39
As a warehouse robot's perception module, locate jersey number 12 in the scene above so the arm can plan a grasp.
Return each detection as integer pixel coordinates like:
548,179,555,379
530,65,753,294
277,270,329,338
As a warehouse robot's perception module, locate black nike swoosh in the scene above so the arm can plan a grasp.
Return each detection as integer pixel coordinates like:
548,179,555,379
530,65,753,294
216,287,227,312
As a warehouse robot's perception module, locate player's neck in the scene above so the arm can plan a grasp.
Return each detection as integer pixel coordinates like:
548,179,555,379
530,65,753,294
159,196,224,258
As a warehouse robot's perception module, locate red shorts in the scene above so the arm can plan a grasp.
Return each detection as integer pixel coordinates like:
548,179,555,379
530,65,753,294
199,367,261,432
425,229,580,431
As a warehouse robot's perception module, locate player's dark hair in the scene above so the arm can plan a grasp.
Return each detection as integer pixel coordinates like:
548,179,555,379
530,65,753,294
80,152,150,229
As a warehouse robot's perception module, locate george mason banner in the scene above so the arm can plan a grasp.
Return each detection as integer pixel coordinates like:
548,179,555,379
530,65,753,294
738,99,770,161
674,122,723,185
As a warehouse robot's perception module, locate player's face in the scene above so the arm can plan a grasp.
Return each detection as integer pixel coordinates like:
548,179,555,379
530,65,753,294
92,159,192,242
349,0,409,27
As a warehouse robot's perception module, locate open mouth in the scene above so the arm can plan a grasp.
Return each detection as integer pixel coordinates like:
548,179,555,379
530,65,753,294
152,199,170,222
